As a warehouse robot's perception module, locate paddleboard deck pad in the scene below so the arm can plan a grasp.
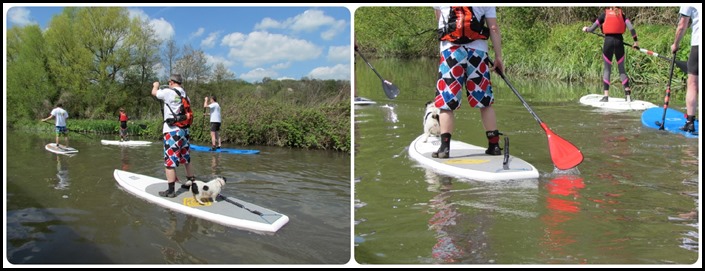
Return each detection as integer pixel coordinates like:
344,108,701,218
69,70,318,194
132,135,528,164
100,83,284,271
45,143,78,155
641,107,699,138
101,140,153,146
113,169,288,233
580,94,657,111
408,134,539,181
190,144,260,154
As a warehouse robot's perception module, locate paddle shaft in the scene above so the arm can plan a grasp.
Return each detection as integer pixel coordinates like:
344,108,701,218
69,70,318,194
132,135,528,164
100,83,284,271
355,48,386,81
589,32,687,73
658,51,678,130
487,58,584,170
488,61,544,125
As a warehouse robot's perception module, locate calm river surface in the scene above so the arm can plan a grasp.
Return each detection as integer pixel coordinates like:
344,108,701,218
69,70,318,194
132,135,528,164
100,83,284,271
6,131,351,265
353,58,700,265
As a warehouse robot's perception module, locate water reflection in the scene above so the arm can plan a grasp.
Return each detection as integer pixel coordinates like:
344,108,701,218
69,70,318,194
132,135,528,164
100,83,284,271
54,155,70,190
210,153,221,175
540,174,586,264
120,147,130,171
425,170,468,263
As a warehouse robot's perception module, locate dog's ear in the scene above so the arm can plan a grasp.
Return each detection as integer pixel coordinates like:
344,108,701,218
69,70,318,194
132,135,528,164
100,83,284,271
220,176,227,183
425,101,432,106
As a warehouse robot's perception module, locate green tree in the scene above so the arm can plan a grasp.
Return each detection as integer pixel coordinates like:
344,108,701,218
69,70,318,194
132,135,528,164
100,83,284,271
6,24,52,126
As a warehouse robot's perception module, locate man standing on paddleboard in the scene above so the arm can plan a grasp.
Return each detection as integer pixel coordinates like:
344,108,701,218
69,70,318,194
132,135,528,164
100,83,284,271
432,6,506,158
671,5,700,133
151,74,197,197
41,103,70,148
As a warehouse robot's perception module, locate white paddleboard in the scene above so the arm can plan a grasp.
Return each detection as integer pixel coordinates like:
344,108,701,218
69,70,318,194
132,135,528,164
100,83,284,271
408,134,539,181
101,140,153,146
113,169,289,233
45,143,78,155
579,94,657,111
354,96,377,105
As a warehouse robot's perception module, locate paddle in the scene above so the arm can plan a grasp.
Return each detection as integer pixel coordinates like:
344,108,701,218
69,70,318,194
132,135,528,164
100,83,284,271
487,58,584,170
588,32,688,74
355,47,400,99
656,51,679,130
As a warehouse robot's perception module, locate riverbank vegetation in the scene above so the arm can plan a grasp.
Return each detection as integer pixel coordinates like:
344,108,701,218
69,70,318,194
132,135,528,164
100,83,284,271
355,6,690,91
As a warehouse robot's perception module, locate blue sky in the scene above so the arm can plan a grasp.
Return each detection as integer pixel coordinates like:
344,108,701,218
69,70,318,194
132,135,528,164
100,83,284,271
5,4,352,83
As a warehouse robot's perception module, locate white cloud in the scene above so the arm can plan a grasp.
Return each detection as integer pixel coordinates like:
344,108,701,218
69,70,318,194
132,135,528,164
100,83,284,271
226,31,321,68
8,7,35,26
254,17,283,30
271,62,291,70
201,31,220,49
126,8,173,43
327,45,350,63
221,32,246,47
288,9,334,32
127,8,148,21
205,54,234,70
190,27,205,39
307,64,350,81
239,67,278,82
254,9,346,40
149,18,175,42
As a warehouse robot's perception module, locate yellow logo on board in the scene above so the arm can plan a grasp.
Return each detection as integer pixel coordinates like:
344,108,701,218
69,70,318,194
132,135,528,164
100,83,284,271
183,197,212,207
444,159,490,165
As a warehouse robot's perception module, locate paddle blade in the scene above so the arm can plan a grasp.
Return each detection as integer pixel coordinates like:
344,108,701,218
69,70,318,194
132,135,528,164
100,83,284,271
382,81,400,99
540,123,584,170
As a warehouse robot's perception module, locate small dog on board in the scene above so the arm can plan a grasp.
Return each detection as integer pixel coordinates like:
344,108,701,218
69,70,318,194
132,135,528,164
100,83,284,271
190,176,227,205
422,101,441,143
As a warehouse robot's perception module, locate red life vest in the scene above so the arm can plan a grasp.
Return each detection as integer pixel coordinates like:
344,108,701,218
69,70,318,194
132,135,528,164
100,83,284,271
119,111,128,122
603,8,626,34
438,7,490,44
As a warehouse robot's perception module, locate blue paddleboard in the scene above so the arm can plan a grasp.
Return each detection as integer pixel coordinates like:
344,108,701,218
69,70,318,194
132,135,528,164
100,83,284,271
190,144,260,154
641,107,698,138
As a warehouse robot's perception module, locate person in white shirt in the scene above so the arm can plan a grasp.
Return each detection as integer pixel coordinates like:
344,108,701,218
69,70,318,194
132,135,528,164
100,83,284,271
41,103,70,147
671,5,700,133
151,73,196,197
204,95,222,151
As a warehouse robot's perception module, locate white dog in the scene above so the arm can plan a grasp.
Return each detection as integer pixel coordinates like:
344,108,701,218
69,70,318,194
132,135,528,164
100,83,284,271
422,101,441,143
190,176,227,205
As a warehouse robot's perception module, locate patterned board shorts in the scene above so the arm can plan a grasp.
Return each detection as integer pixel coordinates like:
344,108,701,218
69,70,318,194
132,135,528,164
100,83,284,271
55,126,68,135
163,128,191,168
434,46,495,111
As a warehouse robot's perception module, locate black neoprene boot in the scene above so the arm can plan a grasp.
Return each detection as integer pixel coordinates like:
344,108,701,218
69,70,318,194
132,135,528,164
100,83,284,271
485,130,502,155
432,133,451,158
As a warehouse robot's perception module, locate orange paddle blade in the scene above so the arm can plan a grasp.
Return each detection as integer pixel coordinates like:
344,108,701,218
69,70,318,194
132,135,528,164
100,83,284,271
541,123,584,170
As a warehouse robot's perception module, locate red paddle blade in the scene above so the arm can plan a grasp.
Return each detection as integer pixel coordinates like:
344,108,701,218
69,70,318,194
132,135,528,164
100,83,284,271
540,123,584,170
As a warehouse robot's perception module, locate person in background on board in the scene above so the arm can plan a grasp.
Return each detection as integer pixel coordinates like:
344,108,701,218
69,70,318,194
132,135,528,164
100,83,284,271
118,107,129,142
204,95,222,151
151,74,196,197
583,6,639,102
671,5,700,133
432,6,505,158
41,103,70,148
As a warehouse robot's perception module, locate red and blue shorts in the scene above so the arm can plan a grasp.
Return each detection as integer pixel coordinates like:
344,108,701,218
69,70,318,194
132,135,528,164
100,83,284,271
434,46,495,111
163,128,191,168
